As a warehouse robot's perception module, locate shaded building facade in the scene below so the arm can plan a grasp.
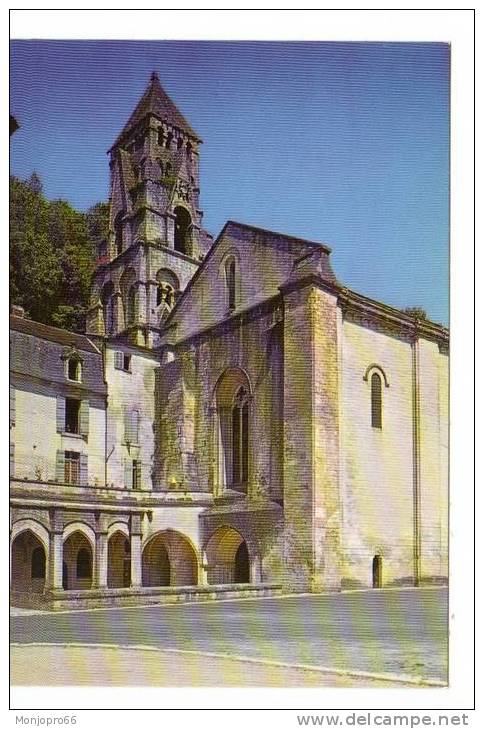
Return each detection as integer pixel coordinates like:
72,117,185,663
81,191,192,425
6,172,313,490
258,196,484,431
10,74,448,609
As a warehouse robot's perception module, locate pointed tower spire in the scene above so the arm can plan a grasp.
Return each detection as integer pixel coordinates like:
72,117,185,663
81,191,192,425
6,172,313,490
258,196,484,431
87,72,213,349
110,73,200,151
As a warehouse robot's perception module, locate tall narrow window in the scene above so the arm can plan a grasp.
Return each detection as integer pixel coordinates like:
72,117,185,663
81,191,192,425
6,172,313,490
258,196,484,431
174,207,191,254
64,451,80,485
371,372,382,429
226,258,236,311
232,387,249,490
65,398,80,434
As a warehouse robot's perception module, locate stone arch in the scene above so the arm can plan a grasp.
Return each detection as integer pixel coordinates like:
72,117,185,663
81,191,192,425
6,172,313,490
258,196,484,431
62,521,96,550
107,530,131,588
142,530,199,587
107,521,130,540
205,526,251,585
63,529,93,591
11,519,50,554
11,527,48,594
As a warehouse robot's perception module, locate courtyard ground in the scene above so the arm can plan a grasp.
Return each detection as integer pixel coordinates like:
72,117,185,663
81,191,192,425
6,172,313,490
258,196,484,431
10,586,447,687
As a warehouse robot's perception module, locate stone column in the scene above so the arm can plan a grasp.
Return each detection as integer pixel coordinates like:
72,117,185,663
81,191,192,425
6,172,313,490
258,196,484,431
130,514,143,588
47,532,63,591
46,509,63,591
165,212,176,249
250,553,262,584
94,531,108,589
198,552,208,586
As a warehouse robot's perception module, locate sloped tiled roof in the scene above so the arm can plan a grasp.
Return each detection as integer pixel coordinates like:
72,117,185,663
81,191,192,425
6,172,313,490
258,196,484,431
110,72,201,150
9,315,101,353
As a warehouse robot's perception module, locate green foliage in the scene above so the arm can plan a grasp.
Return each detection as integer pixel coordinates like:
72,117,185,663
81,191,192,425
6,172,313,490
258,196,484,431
402,306,428,321
10,173,109,332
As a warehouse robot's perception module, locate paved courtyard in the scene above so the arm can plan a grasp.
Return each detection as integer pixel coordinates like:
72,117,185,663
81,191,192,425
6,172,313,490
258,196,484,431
10,587,447,686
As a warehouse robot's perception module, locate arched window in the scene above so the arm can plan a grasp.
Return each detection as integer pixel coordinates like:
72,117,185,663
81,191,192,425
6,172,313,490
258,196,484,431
157,158,164,178
76,548,91,579
157,283,174,308
67,357,82,382
165,162,172,176
225,257,237,311
174,207,191,255
127,285,137,326
372,555,382,588
166,132,173,150
232,386,249,489
371,372,382,429
31,546,46,579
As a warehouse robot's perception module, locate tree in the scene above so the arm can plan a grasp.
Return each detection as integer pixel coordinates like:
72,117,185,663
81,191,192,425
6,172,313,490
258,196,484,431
10,173,106,332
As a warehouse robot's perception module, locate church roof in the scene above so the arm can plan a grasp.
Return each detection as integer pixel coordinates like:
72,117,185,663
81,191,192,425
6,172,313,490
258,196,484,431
110,72,201,150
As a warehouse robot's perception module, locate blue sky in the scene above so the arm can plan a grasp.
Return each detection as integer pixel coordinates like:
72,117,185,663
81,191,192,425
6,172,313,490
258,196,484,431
10,40,449,325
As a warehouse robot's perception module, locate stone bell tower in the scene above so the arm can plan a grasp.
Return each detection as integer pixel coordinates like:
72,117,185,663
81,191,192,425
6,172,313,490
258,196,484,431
87,72,213,348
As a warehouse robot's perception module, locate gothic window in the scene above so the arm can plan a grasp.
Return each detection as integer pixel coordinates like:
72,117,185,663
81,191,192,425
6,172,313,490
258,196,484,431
371,372,383,429
157,129,164,147
31,547,46,579
232,387,249,489
186,142,192,159
177,136,183,150
165,162,172,176
158,158,164,178
166,132,173,149
225,257,237,311
76,548,92,579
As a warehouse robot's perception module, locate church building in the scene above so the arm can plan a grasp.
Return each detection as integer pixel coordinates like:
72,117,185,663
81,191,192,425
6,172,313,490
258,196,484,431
10,73,449,609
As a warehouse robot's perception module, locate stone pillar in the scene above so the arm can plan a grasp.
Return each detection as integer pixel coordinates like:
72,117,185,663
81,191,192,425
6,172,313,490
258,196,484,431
130,514,143,587
250,553,262,584
198,552,208,586
281,283,341,593
94,531,108,589
46,532,63,591
46,509,63,591
165,212,176,249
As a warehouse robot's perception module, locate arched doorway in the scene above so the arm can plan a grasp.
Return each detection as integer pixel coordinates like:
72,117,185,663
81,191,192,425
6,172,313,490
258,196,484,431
63,531,93,590
206,526,250,585
11,531,46,594
372,555,382,588
174,207,191,255
108,532,131,588
142,531,198,587
214,368,251,494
